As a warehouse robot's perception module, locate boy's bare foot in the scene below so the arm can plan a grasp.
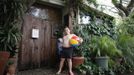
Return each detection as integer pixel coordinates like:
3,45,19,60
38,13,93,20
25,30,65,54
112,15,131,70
56,71,61,75
69,71,74,75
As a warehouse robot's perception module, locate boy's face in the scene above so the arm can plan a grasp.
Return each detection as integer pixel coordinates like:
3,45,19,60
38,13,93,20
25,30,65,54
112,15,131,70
64,27,70,34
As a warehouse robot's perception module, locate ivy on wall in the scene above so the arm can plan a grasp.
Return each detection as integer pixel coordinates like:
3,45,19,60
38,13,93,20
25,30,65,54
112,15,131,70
80,19,116,37
72,1,117,61
74,4,117,38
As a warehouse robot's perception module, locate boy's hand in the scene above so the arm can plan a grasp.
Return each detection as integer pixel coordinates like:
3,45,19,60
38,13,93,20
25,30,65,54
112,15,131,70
79,37,83,43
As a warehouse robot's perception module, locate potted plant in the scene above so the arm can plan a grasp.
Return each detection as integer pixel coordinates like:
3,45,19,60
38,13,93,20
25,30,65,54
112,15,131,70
0,24,21,75
72,45,85,68
0,1,24,74
90,35,122,70
0,0,26,55
0,16,21,75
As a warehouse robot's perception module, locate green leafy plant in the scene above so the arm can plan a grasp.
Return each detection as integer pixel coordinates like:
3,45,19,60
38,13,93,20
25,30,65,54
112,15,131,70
0,24,21,57
77,59,115,75
73,24,91,57
116,34,134,68
0,0,26,57
117,12,134,36
54,25,64,38
76,57,96,74
90,35,122,57
112,12,134,74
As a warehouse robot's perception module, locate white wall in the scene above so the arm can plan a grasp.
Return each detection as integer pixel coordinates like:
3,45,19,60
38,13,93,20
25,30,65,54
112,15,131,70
40,0,64,6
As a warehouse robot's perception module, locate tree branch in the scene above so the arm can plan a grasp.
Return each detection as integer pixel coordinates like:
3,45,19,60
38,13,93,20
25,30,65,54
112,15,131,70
114,3,128,16
112,0,133,17
127,0,134,11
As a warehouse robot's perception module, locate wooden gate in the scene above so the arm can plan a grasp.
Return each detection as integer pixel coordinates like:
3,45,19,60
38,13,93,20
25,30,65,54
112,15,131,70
19,4,62,70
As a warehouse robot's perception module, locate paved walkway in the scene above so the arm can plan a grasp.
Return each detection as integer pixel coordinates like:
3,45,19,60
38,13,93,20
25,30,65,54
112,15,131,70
17,68,81,75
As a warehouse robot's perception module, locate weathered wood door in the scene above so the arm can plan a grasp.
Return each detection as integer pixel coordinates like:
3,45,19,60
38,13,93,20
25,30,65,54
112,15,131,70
19,4,62,70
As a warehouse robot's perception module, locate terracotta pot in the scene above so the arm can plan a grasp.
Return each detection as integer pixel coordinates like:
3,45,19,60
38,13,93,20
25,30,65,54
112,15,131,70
0,51,10,75
7,64,16,75
8,56,17,66
72,56,84,68
6,55,17,75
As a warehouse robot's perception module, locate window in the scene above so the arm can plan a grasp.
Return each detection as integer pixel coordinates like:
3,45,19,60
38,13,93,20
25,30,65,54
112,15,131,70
28,6,48,20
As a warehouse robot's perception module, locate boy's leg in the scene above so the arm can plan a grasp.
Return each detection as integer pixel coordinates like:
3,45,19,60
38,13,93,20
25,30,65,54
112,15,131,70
57,58,65,74
67,58,73,75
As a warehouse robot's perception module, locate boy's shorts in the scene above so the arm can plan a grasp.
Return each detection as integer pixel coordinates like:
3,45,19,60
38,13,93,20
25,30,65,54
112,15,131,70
61,47,73,58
